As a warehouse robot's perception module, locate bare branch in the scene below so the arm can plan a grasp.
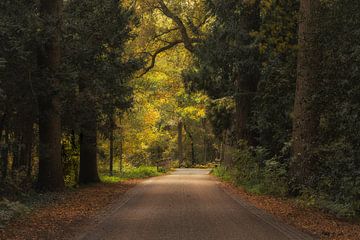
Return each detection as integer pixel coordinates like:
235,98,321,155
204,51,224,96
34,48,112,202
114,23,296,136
138,40,183,77
152,27,179,40
137,0,205,77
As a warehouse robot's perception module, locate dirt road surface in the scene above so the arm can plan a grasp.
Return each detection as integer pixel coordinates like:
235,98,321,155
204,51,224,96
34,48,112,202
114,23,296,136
74,169,314,240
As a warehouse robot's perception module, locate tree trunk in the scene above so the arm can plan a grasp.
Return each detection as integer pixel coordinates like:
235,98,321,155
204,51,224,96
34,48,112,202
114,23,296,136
19,120,34,171
109,115,115,176
1,132,9,181
234,1,261,145
202,118,207,163
79,108,100,184
37,0,64,191
177,120,184,166
13,111,34,172
78,72,100,184
184,123,195,166
234,75,258,144
291,0,320,188
119,117,123,175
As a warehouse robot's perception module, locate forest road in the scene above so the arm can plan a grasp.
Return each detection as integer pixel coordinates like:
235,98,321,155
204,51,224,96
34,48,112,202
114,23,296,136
74,168,315,240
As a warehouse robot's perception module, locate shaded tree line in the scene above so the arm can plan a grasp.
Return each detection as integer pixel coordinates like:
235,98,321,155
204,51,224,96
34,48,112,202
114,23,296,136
0,0,141,192
184,0,360,217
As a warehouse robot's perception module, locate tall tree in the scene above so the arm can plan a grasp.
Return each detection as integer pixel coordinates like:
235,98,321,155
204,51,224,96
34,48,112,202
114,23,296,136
233,0,261,143
64,0,139,183
291,0,320,187
37,0,65,191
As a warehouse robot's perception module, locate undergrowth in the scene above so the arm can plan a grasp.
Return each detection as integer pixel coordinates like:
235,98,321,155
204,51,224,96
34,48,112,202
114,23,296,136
100,165,164,183
212,141,360,219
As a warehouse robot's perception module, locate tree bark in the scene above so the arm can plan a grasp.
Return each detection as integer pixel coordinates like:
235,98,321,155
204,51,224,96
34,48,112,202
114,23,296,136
37,0,65,191
291,0,320,187
109,115,115,176
79,108,100,184
12,111,34,172
119,116,123,175
183,123,195,166
177,120,184,166
234,1,261,145
78,73,100,184
1,132,9,181
202,118,207,163
234,75,258,144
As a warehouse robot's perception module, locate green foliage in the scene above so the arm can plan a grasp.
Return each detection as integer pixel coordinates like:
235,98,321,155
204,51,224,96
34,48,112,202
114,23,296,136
263,158,289,196
303,0,360,216
251,0,298,154
211,165,233,182
207,98,235,139
233,141,263,186
203,0,360,218
121,166,162,179
61,135,80,187
100,166,162,183
213,142,289,197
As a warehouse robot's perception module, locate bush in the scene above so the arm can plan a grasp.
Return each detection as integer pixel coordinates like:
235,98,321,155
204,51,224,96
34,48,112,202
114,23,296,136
213,142,289,197
211,165,233,182
263,158,289,196
232,141,263,187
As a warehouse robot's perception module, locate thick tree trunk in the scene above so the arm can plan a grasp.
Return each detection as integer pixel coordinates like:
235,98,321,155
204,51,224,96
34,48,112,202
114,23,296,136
291,0,320,187
37,0,64,191
79,108,100,184
177,120,184,166
78,72,100,184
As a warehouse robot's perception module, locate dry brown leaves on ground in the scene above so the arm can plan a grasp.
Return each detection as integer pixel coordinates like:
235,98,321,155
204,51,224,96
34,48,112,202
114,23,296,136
221,182,360,240
0,180,140,240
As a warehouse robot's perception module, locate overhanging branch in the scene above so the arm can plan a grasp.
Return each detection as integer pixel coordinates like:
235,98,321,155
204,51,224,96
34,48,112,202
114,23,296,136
138,40,183,77
157,0,195,52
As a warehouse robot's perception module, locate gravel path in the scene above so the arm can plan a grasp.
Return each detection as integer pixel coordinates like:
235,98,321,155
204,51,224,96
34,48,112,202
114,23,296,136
74,169,314,240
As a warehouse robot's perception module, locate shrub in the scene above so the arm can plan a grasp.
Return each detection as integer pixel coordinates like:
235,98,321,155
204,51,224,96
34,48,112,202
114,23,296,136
263,158,289,196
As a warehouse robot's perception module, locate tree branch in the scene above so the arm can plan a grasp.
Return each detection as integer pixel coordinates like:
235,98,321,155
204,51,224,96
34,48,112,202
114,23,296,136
138,39,183,77
157,0,195,52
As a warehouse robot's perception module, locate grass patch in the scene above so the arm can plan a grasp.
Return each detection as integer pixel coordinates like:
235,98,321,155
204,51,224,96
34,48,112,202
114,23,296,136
100,166,163,183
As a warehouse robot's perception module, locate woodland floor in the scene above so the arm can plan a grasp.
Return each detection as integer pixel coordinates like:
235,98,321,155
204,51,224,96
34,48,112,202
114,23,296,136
0,180,141,240
220,181,360,240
